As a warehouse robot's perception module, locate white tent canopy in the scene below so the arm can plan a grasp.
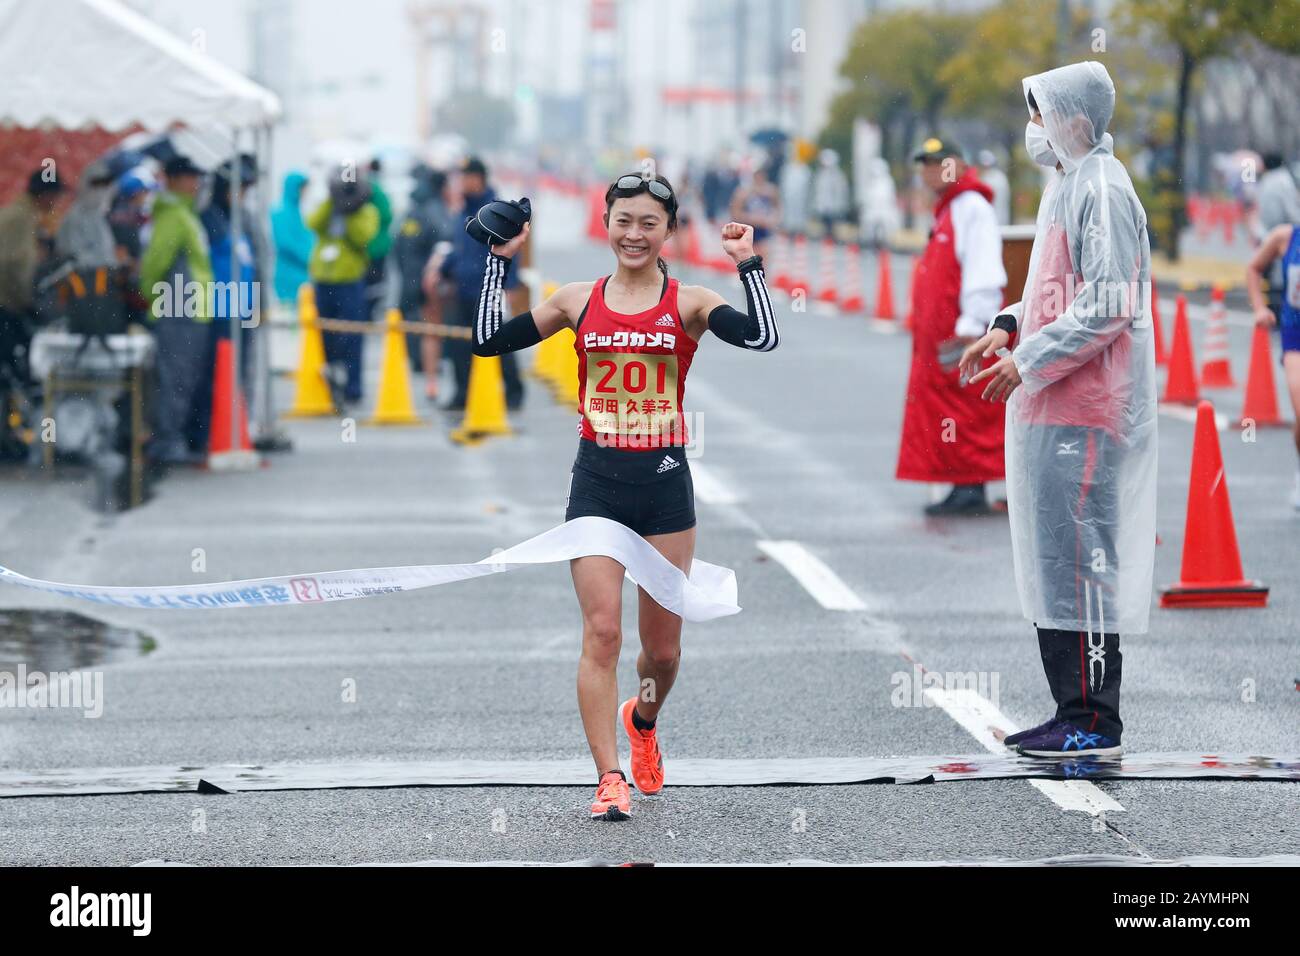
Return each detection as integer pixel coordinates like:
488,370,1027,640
0,0,281,131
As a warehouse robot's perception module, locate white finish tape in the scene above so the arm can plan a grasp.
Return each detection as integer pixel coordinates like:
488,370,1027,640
0,517,741,623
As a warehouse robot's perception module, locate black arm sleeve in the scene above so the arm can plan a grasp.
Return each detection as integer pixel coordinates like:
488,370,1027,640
472,253,542,356
472,310,541,356
991,313,1018,336
706,255,780,351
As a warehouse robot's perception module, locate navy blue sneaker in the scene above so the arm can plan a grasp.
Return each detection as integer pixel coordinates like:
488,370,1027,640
1017,722,1122,758
1002,718,1059,748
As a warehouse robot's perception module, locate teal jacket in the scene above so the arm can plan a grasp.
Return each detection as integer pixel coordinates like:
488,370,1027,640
271,171,314,302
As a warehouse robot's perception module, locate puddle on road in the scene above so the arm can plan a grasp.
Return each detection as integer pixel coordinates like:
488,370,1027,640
0,609,154,673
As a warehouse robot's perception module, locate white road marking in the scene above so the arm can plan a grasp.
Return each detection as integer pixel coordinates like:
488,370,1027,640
689,461,741,505
756,540,868,611
693,313,1129,822
921,686,1006,752
924,687,1126,817
1029,779,1126,815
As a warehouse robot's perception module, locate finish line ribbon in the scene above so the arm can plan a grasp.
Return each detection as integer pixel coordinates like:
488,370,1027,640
0,516,741,623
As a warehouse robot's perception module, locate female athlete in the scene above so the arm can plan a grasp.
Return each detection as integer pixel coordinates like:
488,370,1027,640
471,172,780,820
1246,220,1300,508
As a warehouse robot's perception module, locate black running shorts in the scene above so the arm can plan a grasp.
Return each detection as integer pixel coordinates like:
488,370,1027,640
564,442,696,537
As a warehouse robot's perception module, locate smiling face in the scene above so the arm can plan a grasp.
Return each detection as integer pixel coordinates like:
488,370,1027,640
605,192,672,270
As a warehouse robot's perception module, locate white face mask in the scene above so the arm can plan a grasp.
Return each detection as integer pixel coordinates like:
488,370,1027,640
1024,121,1058,167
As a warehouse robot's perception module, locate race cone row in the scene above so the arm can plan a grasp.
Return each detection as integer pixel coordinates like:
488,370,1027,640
1151,276,1168,366
1239,321,1284,427
1200,285,1235,388
815,238,839,303
785,235,810,295
1162,294,1199,405
1161,399,1268,608
283,287,429,427
1161,287,1285,425
874,249,896,321
768,238,886,319
840,244,865,313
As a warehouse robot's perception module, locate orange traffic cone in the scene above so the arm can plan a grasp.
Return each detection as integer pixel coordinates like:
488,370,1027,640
772,233,792,292
815,238,839,304
1162,294,1199,404
1193,195,1211,241
1200,285,1235,388
874,248,896,321
685,218,705,268
208,337,260,470
1239,322,1285,428
840,243,865,313
788,235,810,297
1150,276,1168,366
1160,400,1268,608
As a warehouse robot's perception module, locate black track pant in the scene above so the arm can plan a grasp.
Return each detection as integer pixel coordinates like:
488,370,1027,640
447,297,522,407
1030,424,1124,742
1036,626,1123,741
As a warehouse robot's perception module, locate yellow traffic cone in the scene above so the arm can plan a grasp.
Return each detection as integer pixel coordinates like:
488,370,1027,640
450,353,512,445
531,326,559,383
528,282,560,381
550,327,579,407
368,308,424,425
283,284,335,417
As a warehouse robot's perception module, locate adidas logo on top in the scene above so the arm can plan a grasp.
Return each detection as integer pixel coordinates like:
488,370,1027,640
656,454,680,473
655,314,675,327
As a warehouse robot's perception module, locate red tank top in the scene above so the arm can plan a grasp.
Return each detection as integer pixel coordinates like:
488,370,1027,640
575,274,698,450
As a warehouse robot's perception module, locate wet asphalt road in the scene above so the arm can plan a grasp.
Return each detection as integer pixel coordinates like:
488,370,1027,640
0,237,1296,866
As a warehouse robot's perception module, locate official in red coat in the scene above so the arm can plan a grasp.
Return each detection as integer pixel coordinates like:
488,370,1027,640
896,138,1008,515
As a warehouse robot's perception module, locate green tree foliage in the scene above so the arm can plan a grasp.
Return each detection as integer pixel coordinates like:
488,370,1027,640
1117,0,1300,258
830,9,975,184
823,0,1300,256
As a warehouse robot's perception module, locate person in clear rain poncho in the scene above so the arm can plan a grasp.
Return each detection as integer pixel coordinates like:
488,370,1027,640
959,61,1157,758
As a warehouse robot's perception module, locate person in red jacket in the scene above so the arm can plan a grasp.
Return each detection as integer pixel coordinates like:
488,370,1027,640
896,138,1008,515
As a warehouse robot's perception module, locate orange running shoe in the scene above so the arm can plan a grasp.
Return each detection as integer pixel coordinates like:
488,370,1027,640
620,697,665,794
590,770,632,821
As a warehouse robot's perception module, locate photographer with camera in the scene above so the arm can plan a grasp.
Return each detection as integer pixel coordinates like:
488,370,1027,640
306,162,380,407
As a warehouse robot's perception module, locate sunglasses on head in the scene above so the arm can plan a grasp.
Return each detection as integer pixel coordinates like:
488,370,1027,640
614,174,673,204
